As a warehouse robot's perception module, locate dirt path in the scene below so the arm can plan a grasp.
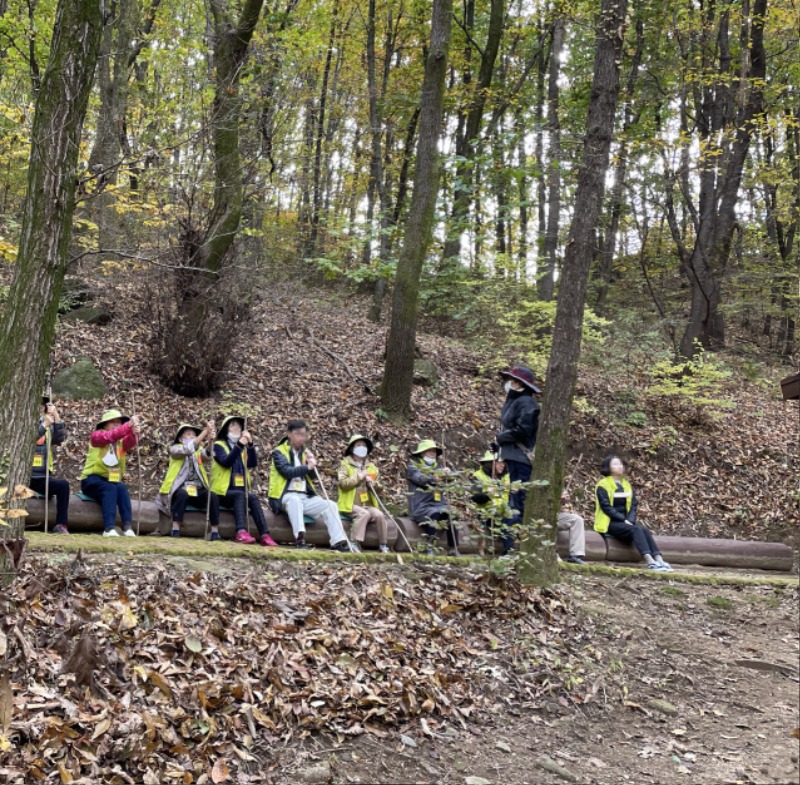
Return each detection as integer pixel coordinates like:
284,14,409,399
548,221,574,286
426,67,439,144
278,573,799,785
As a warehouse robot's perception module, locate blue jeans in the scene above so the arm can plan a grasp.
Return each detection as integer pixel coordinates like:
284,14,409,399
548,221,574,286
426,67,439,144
506,459,531,524
81,474,132,531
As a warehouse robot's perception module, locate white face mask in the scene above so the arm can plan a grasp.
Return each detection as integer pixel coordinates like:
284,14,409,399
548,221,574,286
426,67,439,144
228,431,241,443
504,380,515,394
102,447,119,467
423,456,436,466
182,437,194,447
352,445,368,459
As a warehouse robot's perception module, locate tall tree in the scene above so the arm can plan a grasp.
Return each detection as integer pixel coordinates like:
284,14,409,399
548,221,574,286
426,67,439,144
519,0,628,586
0,0,104,574
380,0,453,417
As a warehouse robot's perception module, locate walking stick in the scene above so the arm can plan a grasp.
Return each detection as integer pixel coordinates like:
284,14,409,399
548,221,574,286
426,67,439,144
368,481,415,554
131,390,142,536
205,424,214,540
242,416,251,534
43,382,52,534
438,430,459,552
564,453,584,496
312,464,356,553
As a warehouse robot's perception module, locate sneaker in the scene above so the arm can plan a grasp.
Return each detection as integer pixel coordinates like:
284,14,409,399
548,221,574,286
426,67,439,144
53,524,69,534
123,528,136,537
350,541,362,553
295,534,312,549
331,540,351,553
103,529,119,537
656,561,674,572
378,544,390,554
234,530,256,544
260,533,278,547
209,531,221,541
566,555,587,565
647,562,662,570
171,529,181,538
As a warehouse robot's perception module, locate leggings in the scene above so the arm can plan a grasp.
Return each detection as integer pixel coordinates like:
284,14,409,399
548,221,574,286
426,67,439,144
607,520,660,557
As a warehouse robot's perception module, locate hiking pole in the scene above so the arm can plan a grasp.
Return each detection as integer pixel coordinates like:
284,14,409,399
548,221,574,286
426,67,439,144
311,462,356,553
131,389,142,536
368,481,415,553
242,416,252,534
205,420,214,540
43,381,52,534
439,430,459,552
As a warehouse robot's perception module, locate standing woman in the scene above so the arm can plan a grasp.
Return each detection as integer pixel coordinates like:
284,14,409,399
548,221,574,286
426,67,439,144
495,366,541,526
29,395,70,533
80,409,142,537
595,454,673,571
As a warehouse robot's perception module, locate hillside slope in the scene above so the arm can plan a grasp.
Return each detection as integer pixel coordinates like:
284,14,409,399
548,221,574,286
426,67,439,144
44,275,799,547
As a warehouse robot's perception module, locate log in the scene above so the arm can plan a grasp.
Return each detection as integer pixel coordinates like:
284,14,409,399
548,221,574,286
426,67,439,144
24,495,398,550
565,530,795,572
22,497,795,569
25,496,159,534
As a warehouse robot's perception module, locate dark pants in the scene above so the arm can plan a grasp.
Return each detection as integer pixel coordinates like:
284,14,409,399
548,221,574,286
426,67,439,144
607,520,661,557
221,490,268,535
481,515,516,554
29,476,70,526
506,459,531,523
81,475,132,531
421,512,458,547
171,487,220,526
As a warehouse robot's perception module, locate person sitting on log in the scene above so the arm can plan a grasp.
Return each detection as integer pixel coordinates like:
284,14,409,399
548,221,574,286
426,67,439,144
595,454,673,572
407,439,459,556
470,450,514,556
30,395,70,534
212,416,277,547
557,488,588,565
159,421,222,539
268,419,350,552
80,408,142,537
337,434,389,553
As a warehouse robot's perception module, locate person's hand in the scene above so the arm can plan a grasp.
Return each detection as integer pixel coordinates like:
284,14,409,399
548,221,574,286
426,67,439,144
357,470,368,482
240,430,252,446
131,414,142,427
206,420,216,433
42,415,54,428
306,453,317,470
46,403,60,422
366,470,377,483
561,490,570,503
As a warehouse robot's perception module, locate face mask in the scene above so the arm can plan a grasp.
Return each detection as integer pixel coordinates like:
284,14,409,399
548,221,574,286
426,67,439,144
504,381,514,394
182,438,194,447
423,456,436,466
102,447,119,467
228,432,241,444
353,445,368,459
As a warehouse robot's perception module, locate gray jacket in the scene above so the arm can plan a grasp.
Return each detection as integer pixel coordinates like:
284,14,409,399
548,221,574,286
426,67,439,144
157,440,211,510
406,459,448,522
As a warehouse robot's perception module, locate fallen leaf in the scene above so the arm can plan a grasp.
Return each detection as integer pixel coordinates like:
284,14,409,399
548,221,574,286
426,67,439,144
0,630,6,657
496,741,511,753
185,635,203,654
91,718,112,740
211,758,229,784
57,763,74,784
0,673,12,732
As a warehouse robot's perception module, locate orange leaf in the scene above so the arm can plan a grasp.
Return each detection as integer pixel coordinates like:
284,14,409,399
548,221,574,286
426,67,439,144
211,758,229,784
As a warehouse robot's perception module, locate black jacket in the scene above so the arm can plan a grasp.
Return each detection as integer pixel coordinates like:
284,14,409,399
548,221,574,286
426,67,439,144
496,390,540,465
597,483,639,524
31,419,66,479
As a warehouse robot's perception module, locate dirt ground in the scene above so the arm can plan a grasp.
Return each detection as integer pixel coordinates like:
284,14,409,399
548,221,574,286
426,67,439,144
276,571,800,785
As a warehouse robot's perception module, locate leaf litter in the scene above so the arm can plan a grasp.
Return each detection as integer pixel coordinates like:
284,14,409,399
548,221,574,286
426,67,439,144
0,553,599,783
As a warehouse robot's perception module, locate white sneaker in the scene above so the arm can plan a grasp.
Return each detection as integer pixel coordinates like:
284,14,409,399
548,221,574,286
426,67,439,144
123,529,136,537
103,529,119,537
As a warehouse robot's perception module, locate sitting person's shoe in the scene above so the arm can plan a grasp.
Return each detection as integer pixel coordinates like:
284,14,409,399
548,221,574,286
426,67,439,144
350,540,362,553
295,534,312,549
234,529,256,544
123,528,136,537
171,529,181,538
102,529,119,537
331,540,351,553
260,533,278,547
647,562,662,570
53,524,69,534
566,555,587,565
656,561,674,572
209,531,221,541
378,544,390,554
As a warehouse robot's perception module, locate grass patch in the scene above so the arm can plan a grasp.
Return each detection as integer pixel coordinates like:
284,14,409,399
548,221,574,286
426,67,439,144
658,585,687,597
745,593,781,608
707,595,734,610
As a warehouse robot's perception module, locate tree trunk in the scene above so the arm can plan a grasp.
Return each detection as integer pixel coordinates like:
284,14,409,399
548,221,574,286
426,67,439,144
86,0,136,248
380,0,453,418
538,18,564,301
440,0,505,268
0,0,103,579
519,0,627,586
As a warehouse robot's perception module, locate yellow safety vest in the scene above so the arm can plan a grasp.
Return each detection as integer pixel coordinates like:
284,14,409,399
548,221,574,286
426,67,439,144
268,441,316,501
594,475,633,533
211,440,251,496
159,450,210,495
337,459,379,513
80,440,127,481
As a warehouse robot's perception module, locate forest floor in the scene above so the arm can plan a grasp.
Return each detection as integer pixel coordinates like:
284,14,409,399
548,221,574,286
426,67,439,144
1,546,798,785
